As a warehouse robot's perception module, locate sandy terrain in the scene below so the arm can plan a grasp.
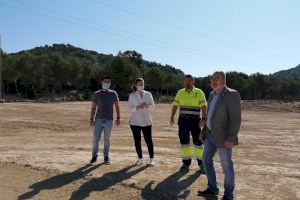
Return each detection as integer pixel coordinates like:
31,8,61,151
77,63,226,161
0,101,299,200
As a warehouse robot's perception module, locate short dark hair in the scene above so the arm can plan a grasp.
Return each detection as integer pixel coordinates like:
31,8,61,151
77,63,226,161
184,74,194,80
101,75,111,81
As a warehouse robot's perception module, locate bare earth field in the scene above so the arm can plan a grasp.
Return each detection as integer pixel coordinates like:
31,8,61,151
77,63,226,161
0,101,299,200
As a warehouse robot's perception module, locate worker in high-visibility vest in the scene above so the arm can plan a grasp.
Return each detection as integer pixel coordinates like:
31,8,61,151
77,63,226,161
170,74,207,173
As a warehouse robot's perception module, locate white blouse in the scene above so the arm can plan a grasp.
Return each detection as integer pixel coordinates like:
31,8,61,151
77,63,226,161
128,90,154,126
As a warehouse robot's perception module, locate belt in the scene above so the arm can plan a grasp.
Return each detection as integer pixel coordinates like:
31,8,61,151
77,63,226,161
179,115,199,119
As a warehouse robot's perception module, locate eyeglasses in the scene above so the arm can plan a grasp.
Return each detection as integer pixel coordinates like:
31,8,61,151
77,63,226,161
210,76,223,81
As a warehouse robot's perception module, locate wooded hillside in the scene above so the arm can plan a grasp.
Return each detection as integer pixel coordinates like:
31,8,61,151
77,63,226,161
1,44,299,101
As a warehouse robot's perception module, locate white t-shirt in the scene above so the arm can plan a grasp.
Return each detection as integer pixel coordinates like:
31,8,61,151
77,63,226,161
128,90,154,126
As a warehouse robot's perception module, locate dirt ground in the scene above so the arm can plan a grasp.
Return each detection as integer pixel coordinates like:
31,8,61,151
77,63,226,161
0,101,299,200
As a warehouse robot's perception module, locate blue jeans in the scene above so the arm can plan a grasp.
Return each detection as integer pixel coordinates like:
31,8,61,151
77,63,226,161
92,119,113,157
202,134,235,199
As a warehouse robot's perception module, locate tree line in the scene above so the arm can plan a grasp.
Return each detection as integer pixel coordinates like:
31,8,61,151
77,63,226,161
1,44,299,101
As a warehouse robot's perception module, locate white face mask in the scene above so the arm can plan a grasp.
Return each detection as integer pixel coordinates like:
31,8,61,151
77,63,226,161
102,83,111,90
136,85,144,91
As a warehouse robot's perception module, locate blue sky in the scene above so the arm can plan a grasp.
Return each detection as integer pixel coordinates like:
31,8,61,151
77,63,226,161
0,0,299,77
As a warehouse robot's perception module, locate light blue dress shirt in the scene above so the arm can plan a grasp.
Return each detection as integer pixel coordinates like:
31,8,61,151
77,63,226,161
206,92,220,130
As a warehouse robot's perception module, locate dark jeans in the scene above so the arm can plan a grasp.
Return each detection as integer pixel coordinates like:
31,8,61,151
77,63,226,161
178,117,203,166
130,125,154,159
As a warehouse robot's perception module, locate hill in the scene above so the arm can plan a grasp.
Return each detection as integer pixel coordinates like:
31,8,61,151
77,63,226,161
1,44,300,101
1,44,184,100
12,44,184,75
273,64,300,78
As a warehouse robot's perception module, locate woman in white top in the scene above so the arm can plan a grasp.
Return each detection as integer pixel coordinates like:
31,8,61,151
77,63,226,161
128,78,155,166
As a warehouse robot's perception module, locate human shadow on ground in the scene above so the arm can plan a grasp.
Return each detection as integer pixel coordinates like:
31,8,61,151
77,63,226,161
201,195,219,200
17,163,103,200
70,164,149,200
141,170,203,200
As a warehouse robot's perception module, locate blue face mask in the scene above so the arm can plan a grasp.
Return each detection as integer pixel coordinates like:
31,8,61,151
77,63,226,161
102,83,111,90
136,86,144,91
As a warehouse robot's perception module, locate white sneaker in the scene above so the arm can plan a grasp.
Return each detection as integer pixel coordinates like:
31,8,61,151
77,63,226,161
149,158,155,166
135,158,144,165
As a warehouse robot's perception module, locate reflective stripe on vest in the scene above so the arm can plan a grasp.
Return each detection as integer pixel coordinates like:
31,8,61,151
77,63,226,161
179,106,200,117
